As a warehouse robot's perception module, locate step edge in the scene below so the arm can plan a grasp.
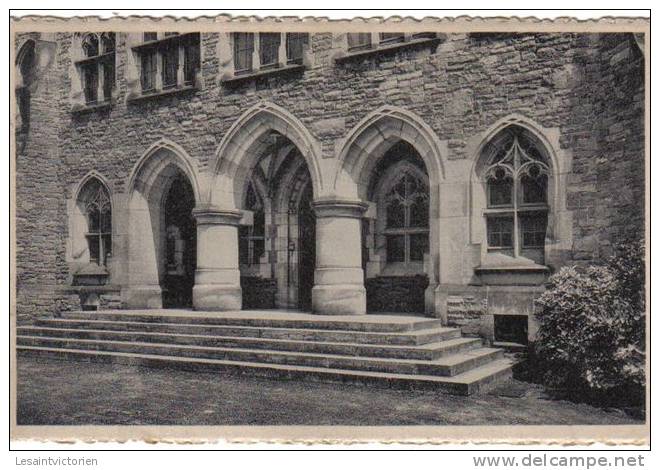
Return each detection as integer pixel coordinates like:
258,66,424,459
31,320,456,338
17,345,508,386
17,328,481,357
17,335,503,368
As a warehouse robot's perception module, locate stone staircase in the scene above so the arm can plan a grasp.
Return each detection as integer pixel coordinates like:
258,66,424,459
16,310,513,396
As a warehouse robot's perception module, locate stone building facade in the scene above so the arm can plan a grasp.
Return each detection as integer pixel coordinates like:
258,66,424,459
14,30,645,344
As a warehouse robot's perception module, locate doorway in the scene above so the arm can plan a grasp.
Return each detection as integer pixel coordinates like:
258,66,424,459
161,175,196,308
297,184,315,310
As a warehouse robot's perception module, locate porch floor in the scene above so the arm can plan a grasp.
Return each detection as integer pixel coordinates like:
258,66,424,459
86,309,433,323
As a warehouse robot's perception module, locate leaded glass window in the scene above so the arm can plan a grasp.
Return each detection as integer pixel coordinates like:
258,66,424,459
259,33,281,68
162,42,179,88
239,182,266,266
487,216,514,249
383,169,429,264
141,50,157,91
482,128,551,259
183,35,201,85
79,179,112,266
379,33,405,44
16,41,36,132
347,33,372,51
412,32,437,39
78,32,116,103
286,33,308,64
234,33,254,73
82,62,99,103
136,32,200,93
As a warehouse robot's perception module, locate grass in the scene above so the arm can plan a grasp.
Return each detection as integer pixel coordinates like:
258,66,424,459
16,356,641,426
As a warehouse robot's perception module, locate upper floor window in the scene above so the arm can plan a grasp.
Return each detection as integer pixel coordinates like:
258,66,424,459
239,182,266,266
16,40,36,131
77,32,116,104
337,32,440,63
379,33,405,44
134,32,201,93
286,33,309,64
347,33,372,51
78,178,112,266
412,32,437,39
232,32,309,74
259,33,281,68
481,127,551,262
233,33,254,74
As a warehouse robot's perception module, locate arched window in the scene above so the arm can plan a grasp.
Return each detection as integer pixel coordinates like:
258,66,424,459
239,182,266,266
77,32,116,104
16,40,36,132
481,127,550,262
382,167,429,264
78,178,112,266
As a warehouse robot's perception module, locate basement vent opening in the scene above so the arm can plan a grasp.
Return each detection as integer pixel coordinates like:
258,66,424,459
494,314,528,345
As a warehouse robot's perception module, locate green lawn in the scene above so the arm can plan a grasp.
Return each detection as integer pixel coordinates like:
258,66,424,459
16,356,640,426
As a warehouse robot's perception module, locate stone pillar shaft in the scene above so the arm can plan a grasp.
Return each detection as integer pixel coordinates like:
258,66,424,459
312,198,367,315
192,206,242,311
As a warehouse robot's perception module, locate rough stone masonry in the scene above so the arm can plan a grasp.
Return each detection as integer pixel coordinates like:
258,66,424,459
14,31,645,344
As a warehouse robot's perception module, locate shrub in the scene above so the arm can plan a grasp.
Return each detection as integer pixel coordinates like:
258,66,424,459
533,240,645,405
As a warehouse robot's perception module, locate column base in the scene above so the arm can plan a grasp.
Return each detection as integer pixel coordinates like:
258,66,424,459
122,285,163,309
192,284,242,311
312,284,366,315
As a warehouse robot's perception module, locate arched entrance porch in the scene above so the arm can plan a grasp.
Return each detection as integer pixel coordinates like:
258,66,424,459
124,143,200,309
237,136,317,311
205,101,367,315
333,106,446,315
161,175,196,308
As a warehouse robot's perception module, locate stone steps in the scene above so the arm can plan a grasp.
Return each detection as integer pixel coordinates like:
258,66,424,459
16,310,514,395
17,346,513,395
17,334,502,377
17,326,478,360
32,318,458,346
55,310,445,332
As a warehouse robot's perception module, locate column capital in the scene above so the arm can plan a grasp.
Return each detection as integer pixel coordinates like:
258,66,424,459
312,198,368,219
192,205,242,226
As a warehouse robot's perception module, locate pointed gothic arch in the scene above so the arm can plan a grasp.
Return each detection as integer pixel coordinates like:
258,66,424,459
333,105,446,200
124,139,201,309
469,113,563,183
210,101,323,209
127,139,202,202
469,114,564,269
68,172,114,269
334,107,445,314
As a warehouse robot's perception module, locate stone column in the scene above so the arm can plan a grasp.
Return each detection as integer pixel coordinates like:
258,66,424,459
311,199,367,315
192,206,242,311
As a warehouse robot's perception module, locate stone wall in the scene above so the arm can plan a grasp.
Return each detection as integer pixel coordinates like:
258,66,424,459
439,33,645,337
13,31,646,324
562,33,645,262
15,33,81,323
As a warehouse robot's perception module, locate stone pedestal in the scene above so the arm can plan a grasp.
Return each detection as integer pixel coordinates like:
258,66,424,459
311,199,367,315
192,206,243,311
